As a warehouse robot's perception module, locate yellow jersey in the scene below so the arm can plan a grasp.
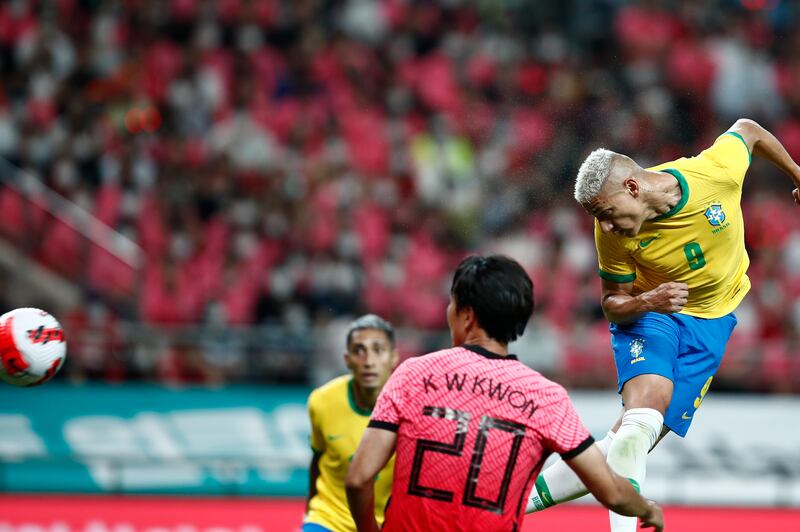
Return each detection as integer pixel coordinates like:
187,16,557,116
596,132,752,318
306,375,395,531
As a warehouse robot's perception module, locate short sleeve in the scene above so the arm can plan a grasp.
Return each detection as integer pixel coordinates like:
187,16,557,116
695,132,751,188
307,393,325,453
368,360,410,432
595,221,636,283
541,388,594,459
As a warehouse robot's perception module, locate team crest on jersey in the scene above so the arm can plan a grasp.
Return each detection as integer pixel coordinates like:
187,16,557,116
629,338,645,364
704,203,726,227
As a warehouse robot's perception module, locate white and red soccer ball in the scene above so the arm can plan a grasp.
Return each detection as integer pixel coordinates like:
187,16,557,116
0,308,67,386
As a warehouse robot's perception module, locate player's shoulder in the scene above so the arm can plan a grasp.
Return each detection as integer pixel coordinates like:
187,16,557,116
491,361,574,409
649,134,747,176
646,138,724,175
524,371,572,403
308,374,351,406
462,347,566,393
647,156,692,174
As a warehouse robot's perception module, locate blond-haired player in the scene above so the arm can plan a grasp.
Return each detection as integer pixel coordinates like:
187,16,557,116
527,119,800,531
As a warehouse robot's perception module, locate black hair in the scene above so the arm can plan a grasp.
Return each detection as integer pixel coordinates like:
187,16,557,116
345,314,395,348
450,255,534,344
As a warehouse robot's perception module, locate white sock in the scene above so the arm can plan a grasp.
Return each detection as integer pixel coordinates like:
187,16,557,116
606,408,663,531
526,431,616,513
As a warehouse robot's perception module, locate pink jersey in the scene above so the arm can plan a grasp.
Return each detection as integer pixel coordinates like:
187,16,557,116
369,345,593,532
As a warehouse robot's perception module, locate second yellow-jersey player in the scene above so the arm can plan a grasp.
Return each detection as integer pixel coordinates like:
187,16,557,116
595,131,752,318
304,315,399,532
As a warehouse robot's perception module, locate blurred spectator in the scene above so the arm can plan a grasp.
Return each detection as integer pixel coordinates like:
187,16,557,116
1,0,799,392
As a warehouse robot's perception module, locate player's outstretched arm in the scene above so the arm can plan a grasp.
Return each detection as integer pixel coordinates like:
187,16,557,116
728,119,800,204
565,445,664,531
600,278,688,324
345,427,397,532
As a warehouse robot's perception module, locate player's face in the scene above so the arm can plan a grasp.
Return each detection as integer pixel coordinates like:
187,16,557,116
345,329,398,392
586,181,645,237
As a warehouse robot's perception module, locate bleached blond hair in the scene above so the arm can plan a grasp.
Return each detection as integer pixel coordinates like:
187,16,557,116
574,148,618,205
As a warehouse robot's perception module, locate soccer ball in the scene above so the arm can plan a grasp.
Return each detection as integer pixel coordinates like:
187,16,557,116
0,308,67,387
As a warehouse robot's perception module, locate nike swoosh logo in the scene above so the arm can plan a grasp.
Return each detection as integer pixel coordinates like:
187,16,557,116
327,435,343,441
639,237,658,248
681,411,692,420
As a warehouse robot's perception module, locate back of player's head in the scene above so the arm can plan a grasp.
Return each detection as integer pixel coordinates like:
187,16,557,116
346,314,395,348
574,148,636,204
450,255,533,344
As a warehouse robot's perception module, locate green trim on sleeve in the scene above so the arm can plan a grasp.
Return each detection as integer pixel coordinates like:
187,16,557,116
597,269,636,283
723,131,752,164
348,378,373,416
653,168,689,221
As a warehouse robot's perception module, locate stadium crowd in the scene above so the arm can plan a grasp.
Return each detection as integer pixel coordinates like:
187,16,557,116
0,0,799,391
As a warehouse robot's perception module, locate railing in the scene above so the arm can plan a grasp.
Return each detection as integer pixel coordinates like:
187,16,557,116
62,321,321,384
0,157,143,267
0,156,143,308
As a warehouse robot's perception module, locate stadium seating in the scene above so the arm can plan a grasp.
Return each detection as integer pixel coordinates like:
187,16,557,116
0,0,798,391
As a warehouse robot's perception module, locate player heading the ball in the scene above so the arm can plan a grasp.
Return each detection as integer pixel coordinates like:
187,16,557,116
527,119,800,532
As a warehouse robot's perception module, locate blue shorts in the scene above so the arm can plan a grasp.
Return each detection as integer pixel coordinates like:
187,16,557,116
610,311,737,437
301,524,332,532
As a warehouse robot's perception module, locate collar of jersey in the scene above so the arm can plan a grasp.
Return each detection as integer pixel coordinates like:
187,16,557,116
463,344,518,361
347,378,373,416
652,168,690,221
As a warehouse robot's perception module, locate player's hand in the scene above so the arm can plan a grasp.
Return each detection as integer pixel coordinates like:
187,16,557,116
639,500,664,531
640,282,689,314
793,188,800,205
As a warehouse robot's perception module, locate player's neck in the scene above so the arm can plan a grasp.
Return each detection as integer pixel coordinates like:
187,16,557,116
351,380,380,410
460,332,508,357
644,171,683,218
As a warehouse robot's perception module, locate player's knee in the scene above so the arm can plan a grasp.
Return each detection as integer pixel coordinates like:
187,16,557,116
613,408,664,452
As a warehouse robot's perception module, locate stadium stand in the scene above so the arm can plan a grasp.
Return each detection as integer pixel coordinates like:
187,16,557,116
0,0,799,391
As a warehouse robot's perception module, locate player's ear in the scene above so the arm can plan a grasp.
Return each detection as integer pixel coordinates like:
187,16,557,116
624,177,639,197
390,347,400,369
462,305,477,331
